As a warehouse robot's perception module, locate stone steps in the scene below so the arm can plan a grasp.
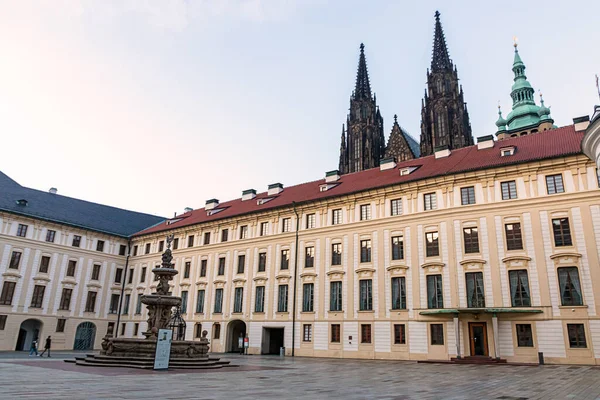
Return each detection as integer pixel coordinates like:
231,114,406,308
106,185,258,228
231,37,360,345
67,353,232,370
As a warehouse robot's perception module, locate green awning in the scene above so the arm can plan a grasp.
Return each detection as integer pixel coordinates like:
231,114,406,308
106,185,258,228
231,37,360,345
419,308,543,315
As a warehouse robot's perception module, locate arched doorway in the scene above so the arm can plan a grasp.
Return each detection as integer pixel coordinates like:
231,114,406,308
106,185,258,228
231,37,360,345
74,322,96,351
226,320,246,353
15,319,43,351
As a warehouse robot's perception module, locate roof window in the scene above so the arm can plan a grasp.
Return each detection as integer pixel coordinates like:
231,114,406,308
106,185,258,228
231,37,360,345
16,199,28,206
501,146,515,156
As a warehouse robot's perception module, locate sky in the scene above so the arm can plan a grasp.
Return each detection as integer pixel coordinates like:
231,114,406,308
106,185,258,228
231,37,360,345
1,0,599,218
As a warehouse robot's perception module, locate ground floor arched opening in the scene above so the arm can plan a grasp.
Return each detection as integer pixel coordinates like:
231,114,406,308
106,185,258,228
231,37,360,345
15,319,43,351
226,320,246,353
73,322,96,350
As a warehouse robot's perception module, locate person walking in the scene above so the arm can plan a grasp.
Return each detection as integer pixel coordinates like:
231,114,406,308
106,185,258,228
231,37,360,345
29,338,38,356
39,336,51,357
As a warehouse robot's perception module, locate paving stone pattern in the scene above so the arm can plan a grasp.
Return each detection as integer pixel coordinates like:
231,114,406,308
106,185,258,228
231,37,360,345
0,353,600,399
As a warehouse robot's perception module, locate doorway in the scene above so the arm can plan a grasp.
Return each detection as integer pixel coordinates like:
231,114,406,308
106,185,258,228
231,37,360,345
261,327,284,355
227,320,247,353
74,322,96,350
15,319,42,351
469,322,488,356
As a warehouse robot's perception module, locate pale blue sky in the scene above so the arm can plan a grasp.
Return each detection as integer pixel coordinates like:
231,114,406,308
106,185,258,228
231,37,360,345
1,0,598,217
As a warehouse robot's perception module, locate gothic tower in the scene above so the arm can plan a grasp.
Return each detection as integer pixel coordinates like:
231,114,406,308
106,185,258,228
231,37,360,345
420,11,473,157
339,44,385,174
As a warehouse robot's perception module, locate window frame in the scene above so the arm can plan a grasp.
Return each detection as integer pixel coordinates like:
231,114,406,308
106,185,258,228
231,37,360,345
425,231,440,257
426,274,444,309
552,218,573,247
332,209,342,225
546,174,565,195
330,281,342,312
237,254,246,274
391,277,406,310
430,323,444,345
360,204,371,221
45,230,56,243
16,224,28,238
59,288,72,310
423,193,437,211
516,324,534,347
303,283,314,312
463,227,480,254
391,236,404,260
505,223,524,251
465,272,486,308
72,235,82,247
306,213,316,229
30,285,45,308
304,246,315,268
277,284,288,312
233,287,243,313
0,282,16,305
393,324,406,344
280,249,290,270
254,286,265,312
195,290,205,313
567,323,587,348
360,240,372,263
360,324,372,344
214,288,223,313
390,199,403,216
258,252,267,272
558,267,583,306
501,180,518,200
359,279,373,311
460,186,476,205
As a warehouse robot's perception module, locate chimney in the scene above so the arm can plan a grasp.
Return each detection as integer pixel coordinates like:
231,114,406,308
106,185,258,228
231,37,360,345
476,135,495,150
184,207,193,213
325,170,340,183
205,199,219,210
379,157,396,171
573,115,590,132
434,145,451,159
242,189,256,201
267,183,284,195
49,187,57,194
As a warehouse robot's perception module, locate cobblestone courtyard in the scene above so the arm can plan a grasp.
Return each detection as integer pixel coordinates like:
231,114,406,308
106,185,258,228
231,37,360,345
1,352,600,399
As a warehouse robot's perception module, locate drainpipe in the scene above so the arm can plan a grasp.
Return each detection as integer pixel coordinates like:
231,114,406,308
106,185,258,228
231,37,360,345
115,239,131,338
291,202,300,356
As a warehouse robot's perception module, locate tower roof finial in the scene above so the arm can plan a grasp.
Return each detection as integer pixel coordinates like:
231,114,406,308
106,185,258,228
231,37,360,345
394,114,398,123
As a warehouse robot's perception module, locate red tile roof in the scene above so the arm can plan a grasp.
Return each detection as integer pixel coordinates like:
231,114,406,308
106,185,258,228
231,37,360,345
135,125,584,237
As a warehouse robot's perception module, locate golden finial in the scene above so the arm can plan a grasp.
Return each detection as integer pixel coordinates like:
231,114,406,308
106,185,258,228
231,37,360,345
513,36,518,48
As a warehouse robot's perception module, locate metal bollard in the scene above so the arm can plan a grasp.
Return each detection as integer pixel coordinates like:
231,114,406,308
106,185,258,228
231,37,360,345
280,347,285,357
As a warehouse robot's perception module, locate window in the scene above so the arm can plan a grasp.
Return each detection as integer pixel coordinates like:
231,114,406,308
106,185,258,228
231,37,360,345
303,324,312,342
258,252,267,272
134,323,139,336
214,289,223,313
278,285,288,312
218,257,225,276
391,199,403,216
331,324,341,343
282,218,291,233
280,249,289,270
552,218,572,247
260,222,268,236
221,229,229,242
546,174,565,195
332,209,342,225
306,213,316,229
39,256,50,273
59,288,72,310
109,294,120,314
240,225,248,239
120,323,126,336
501,181,517,200
158,240,164,252
114,268,123,284
236,254,245,274
330,281,342,311
425,232,439,257
359,279,372,311
233,288,243,313
391,277,406,310
361,324,372,343
195,323,203,338
558,267,583,306
196,290,205,313
128,268,134,284
72,235,82,247
66,260,77,277
9,251,21,269
30,285,45,308
391,236,404,260
255,286,265,312
331,243,342,266
133,245,138,256
461,186,476,205
430,324,444,345
188,235,196,247
172,238,179,250
0,315,6,330
394,324,406,344
119,245,127,256
303,283,314,312
305,246,314,268
16,224,28,237
424,193,437,210
46,230,56,243
466,272,485,308
123,294,130,314
213,323,221,339
140,267,147,283
96,240,105,252
509,270,531,307
199,259,208,277
135,294,143,314
182,261,190,278
505,223,523,250
516,324,533,347
0,282,16,305
427,275,444,309
360,240,372,263
85,291,97,312
360,204,371,221
145,243,151,254
463,227,479,254
56,319,66,333
567,324,587,348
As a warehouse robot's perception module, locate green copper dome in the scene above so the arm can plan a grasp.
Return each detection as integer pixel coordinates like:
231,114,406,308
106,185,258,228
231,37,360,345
495,106,507,131
538,94,551,121
505,44,542,132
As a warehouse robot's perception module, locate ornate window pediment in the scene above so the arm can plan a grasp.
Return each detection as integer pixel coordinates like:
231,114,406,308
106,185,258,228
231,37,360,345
459,259,486,271
386,265,408,276
355,266,375,279
550,252,582,266
421,262,444,273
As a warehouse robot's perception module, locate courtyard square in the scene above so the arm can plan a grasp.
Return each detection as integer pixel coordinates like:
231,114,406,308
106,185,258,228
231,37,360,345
1,352,600,399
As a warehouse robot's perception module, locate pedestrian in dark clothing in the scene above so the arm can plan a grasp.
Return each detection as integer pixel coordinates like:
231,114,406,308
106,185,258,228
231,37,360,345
39,336,51,357
29,339,38,356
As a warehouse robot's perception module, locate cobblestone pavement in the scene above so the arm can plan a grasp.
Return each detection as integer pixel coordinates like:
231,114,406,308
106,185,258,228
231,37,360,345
1,352,600,399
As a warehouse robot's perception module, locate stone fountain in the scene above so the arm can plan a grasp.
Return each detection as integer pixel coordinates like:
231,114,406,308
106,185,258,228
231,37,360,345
70,235,231,369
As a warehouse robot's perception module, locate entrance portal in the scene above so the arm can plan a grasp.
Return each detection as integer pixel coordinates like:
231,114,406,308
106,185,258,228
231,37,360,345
74,322,96,350
15,319,43,351
261,327,284,355
469,322,488,356
227,320,247,353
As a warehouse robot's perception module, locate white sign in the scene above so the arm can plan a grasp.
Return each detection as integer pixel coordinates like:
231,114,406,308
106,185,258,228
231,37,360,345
154,329,173,370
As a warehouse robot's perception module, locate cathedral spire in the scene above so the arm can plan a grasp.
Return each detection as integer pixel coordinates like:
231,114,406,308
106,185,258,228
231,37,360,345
354,43,372,100
431,11,452,72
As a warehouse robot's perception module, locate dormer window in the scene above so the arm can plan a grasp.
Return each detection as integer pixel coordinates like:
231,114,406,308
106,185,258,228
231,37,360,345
16,199,27,206
207,208,225,216
501,146,515,156
399,166,419,176
257,197,274,206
